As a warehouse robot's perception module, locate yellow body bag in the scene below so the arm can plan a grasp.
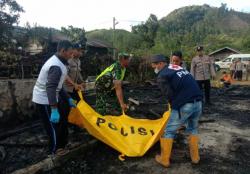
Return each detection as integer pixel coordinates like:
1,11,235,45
68,92,170,158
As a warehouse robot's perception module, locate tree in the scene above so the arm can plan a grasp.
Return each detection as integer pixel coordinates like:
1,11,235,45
132,14,159,48
218,3,228,17
61,25,87,45
242,35,250,50
0,0,24,49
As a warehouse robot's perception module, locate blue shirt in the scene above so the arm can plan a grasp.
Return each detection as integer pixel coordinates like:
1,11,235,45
157,64,203,110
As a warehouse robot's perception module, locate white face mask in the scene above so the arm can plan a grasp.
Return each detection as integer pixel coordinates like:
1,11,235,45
154,68,160,74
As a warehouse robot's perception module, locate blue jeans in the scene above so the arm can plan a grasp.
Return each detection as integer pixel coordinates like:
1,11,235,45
163,101,202,138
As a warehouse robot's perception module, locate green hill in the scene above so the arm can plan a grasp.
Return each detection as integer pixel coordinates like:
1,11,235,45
160,4,250,33
155,4,250,57
86,29,143,52
86,4,250,58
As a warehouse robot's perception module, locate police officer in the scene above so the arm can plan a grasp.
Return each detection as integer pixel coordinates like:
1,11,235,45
32,40,76,155
64,43,86,102
191,46,216,105
151,54,203,167
95,53,130,115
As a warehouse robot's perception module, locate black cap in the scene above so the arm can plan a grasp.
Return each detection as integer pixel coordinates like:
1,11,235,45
151,54,166,63
196,46,204,51
57,40,73,52
72,43,86,49
172,51,182,59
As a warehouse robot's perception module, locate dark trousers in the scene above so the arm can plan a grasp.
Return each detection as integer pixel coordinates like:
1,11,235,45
197,80,211,104
235,70,243,81
36,101,69,154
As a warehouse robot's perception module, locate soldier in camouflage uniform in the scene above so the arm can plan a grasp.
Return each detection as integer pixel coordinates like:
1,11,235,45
95,53,130,115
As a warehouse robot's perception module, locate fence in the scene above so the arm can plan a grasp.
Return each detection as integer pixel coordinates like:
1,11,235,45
0,65,42,79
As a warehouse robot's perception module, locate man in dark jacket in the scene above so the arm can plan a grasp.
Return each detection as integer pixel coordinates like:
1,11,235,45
151,54,203,168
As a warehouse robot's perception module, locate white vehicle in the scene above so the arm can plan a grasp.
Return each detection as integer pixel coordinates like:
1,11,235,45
215,54,250,70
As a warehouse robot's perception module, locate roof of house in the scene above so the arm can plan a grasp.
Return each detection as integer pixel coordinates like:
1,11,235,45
50,32,70,42
209,47,241,56
86,39,113,48
48,34,113,49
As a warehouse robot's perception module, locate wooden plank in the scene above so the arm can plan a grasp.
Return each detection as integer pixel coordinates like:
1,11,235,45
128,97,140,106
11,139,98,174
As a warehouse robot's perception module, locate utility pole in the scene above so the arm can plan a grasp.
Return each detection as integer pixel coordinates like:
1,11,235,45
113,17,118,60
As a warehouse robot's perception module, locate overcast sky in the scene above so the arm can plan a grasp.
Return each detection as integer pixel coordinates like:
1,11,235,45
16,0,250,31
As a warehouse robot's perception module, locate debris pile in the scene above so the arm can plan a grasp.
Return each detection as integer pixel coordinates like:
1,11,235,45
0,85,250,174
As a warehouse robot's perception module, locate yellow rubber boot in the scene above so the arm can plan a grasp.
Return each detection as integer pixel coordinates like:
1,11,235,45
189,135,200,164
155,138,173,167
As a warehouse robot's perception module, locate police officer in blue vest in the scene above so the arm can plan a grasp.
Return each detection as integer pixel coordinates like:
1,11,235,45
151,54,203,167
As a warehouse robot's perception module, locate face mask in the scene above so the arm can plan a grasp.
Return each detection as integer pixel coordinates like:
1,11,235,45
154,68,160,74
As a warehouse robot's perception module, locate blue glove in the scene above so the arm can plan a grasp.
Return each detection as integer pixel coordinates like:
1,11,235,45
68,98,76,108
50,108,60,123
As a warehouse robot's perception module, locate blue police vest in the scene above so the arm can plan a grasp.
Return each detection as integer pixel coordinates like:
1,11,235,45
157,64,203,110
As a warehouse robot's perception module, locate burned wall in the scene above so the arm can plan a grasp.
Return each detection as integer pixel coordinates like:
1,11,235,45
0,80,36,129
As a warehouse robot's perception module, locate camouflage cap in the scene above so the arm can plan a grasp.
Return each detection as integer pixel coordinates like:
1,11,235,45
118,52,130,58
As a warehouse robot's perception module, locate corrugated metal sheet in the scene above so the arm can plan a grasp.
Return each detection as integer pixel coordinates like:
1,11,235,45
87,39,113,48
209,47,241,56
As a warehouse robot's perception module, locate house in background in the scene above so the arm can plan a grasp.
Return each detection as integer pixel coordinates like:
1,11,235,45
209,47,241,61
83,39,114,77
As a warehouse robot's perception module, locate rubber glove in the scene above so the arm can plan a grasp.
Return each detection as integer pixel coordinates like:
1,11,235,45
50,108,60,123
68,98,76,108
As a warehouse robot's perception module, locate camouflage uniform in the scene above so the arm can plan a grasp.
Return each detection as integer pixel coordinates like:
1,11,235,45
95,61,125,115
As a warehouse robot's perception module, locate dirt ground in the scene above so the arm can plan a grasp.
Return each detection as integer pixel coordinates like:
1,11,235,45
1,84,250,174
49,84,250,174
